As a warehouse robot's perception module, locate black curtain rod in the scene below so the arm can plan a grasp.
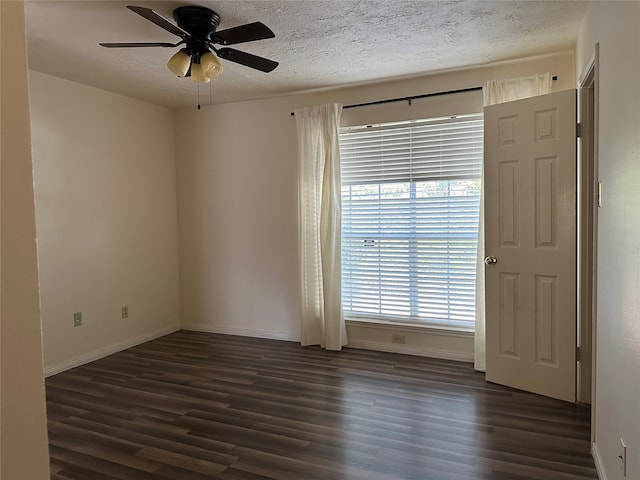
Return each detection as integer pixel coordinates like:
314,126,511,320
290,86,481,116
345,85,482,109
289,75,557,116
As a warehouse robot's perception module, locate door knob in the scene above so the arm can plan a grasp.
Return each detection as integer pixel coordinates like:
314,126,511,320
484,255,498,265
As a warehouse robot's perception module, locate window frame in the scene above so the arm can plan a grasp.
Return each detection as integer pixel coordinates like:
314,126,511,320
339,113,484,332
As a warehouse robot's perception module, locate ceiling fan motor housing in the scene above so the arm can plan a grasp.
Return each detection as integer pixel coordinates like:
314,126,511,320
173,6,221,57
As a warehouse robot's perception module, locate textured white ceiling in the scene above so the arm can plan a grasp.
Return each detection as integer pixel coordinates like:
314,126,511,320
25,0,587,108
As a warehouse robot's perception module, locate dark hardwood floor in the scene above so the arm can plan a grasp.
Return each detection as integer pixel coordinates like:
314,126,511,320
46,331,597,480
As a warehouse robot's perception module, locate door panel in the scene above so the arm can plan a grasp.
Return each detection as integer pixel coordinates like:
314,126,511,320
484,89,576,402
499,161,520,246
498,272,520,358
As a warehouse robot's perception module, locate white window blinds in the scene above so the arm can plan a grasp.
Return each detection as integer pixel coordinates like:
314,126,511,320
340,114,483,330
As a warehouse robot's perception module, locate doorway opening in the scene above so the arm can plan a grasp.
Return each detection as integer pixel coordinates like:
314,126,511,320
577,44,599,443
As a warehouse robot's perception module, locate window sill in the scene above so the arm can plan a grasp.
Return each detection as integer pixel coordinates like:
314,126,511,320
345,317,474,338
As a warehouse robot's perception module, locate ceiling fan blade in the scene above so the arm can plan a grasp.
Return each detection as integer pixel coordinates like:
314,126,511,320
126,5,189,38
213,22,275,45
217,48,278,73
100,42,179,48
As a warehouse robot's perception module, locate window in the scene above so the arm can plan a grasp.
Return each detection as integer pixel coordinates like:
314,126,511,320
340,114,483,330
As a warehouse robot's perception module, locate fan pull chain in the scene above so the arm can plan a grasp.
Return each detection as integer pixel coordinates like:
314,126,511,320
197,82,201,110
209,80,213,104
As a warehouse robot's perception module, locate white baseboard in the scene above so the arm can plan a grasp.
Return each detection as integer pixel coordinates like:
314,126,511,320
181,323,300,343
46,324,472,377
592,442,608,480
44,324,180,377
346,339,474,363
182,324,472,362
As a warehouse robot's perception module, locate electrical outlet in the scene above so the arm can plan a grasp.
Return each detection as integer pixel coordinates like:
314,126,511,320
73,312,82,327
619,438,627,476
121,305,129,319
392,334,406,344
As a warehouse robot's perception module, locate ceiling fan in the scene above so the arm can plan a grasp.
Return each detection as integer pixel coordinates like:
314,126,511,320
100,5,278,83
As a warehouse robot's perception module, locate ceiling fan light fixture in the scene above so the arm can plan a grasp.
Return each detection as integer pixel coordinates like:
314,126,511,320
201,52,224,79
190,62,210,83
167,49,191,77
209,65,224,79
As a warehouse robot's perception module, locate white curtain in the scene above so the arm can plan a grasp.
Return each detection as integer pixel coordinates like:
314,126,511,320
483,72,552,106
295,103,348,351
475,72,552,371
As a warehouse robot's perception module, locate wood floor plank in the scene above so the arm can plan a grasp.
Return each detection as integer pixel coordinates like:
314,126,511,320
46,331,597,479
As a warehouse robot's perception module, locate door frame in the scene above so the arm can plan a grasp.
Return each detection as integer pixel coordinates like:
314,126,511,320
577,44,599,438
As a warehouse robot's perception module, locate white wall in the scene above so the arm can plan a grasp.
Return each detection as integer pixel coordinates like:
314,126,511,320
0,1,51,478
29,72,181,375
576,3,640,479
175,97,301,341
175,52,575,360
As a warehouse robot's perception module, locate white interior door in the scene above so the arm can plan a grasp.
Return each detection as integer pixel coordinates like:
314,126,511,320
484,89,577,402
